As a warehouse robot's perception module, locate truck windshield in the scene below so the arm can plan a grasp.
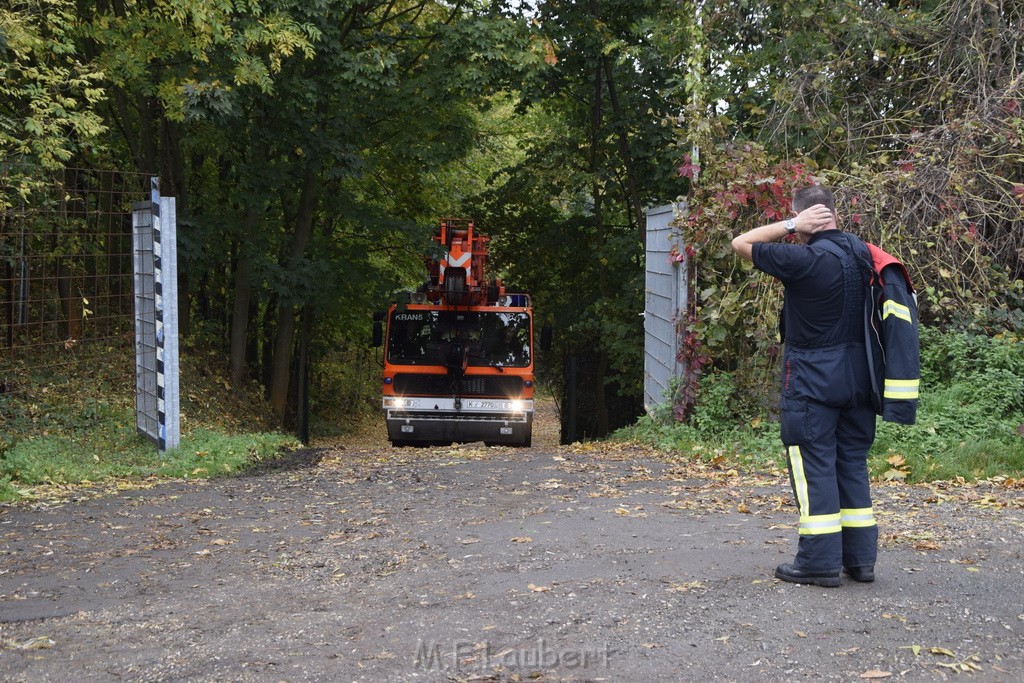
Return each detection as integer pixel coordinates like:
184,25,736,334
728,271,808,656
387,310,531,367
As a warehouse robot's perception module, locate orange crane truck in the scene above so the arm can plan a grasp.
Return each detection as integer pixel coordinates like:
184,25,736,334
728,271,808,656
373,219,536,447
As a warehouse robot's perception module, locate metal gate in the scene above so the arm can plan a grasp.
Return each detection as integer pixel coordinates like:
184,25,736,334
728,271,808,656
643,203,688,412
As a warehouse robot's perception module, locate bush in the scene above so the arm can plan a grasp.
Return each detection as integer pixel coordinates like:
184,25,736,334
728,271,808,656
870,329,1024,482
919,326,1024,391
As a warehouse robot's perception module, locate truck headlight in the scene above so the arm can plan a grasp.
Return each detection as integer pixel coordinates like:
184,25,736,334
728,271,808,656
510,399,524,412
383,397,414,409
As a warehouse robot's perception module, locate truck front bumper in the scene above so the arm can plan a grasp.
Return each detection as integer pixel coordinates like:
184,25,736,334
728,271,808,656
383,397,533,445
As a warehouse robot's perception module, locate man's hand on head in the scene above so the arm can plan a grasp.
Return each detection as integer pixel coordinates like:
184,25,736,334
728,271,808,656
794,204,835,235
731,203,839,262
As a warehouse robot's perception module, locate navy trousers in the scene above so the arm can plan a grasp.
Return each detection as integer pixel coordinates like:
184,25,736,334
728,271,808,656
784,399,878,572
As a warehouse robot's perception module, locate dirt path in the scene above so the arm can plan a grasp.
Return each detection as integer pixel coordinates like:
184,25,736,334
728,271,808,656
1,404,1023,682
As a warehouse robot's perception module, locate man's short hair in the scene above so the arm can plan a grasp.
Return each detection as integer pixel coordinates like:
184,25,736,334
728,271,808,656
793,185,836,214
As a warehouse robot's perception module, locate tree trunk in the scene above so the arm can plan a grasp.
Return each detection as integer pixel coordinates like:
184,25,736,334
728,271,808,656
595,348,609,437
229,213,255,386
269,170,319,422
56,259,82,342
602,56,646,247
296,305,313,444
261,292,276,398
246,290,260,377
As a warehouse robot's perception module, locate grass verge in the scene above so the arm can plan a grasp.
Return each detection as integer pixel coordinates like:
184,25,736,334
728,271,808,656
1,342,299,502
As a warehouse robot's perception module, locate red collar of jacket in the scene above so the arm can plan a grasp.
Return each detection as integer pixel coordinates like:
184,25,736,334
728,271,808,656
866,243,913,291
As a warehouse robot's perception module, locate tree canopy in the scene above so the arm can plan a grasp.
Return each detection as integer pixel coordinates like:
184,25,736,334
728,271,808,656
2,0,1021,434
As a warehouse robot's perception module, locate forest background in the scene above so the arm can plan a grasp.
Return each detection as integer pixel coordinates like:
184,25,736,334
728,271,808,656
2,0,1023,492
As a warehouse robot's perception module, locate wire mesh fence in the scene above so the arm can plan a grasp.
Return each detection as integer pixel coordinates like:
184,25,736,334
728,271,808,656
1,167,150,404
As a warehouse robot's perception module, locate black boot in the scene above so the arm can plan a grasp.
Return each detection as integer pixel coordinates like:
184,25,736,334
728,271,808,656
775,563,841,587
842,565,875,583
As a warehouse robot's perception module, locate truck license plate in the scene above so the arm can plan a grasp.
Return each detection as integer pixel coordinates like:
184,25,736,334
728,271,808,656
466,400,500,409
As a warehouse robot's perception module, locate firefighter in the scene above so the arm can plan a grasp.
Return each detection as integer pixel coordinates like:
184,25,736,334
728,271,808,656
731,185,879,587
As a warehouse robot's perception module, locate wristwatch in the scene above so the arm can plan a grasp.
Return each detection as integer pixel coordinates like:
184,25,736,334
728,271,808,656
784,218,797,235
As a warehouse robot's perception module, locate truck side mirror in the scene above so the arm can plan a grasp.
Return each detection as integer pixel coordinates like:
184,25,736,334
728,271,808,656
540,324,552,352
371,310,385,348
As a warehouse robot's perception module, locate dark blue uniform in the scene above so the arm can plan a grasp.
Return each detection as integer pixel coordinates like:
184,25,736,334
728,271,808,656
753,231,878,574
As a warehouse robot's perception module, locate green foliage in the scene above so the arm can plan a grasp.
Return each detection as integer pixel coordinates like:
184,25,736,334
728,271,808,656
614,366,779,469
867,327,1024,482
0,0,107,175
919,326,1024,402
673,140,818,417
665,0,1024,337
473,0,684,436
309,341,382,438
688,371,736,436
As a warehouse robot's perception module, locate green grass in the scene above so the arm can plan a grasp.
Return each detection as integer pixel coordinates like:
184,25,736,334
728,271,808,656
0,343,299,502
0,428,295,499
616,401,1024,484
612,414,785,471
869,385,1024,483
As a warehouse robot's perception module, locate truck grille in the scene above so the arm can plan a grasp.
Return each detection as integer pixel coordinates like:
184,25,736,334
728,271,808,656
393,374,524,397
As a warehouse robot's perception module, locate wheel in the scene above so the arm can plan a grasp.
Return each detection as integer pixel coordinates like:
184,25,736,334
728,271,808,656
509,432,532,448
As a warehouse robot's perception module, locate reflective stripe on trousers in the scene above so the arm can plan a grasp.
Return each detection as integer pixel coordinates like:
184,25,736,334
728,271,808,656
789,446,843,536
840,507,876,528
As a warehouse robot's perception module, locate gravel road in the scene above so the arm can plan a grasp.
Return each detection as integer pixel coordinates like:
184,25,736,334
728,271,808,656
2,409,1022,682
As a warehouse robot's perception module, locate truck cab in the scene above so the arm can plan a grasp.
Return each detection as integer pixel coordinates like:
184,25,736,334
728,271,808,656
376,220,535,447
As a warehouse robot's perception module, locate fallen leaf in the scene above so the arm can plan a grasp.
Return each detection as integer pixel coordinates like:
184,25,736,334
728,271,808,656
17,636,55,651
527,583,551,592
883,469,908,481
666,580,706,593
795,630,807,638
860,670,892,679
928,647,955,657
510,537,533,543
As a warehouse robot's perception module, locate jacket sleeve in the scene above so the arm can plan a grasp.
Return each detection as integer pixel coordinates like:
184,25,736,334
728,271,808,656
879,264,920,424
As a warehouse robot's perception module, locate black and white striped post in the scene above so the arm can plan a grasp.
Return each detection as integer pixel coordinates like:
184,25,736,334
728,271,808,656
132,178,180,451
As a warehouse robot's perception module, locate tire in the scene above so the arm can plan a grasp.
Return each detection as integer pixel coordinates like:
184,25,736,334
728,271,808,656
511,432,532,448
